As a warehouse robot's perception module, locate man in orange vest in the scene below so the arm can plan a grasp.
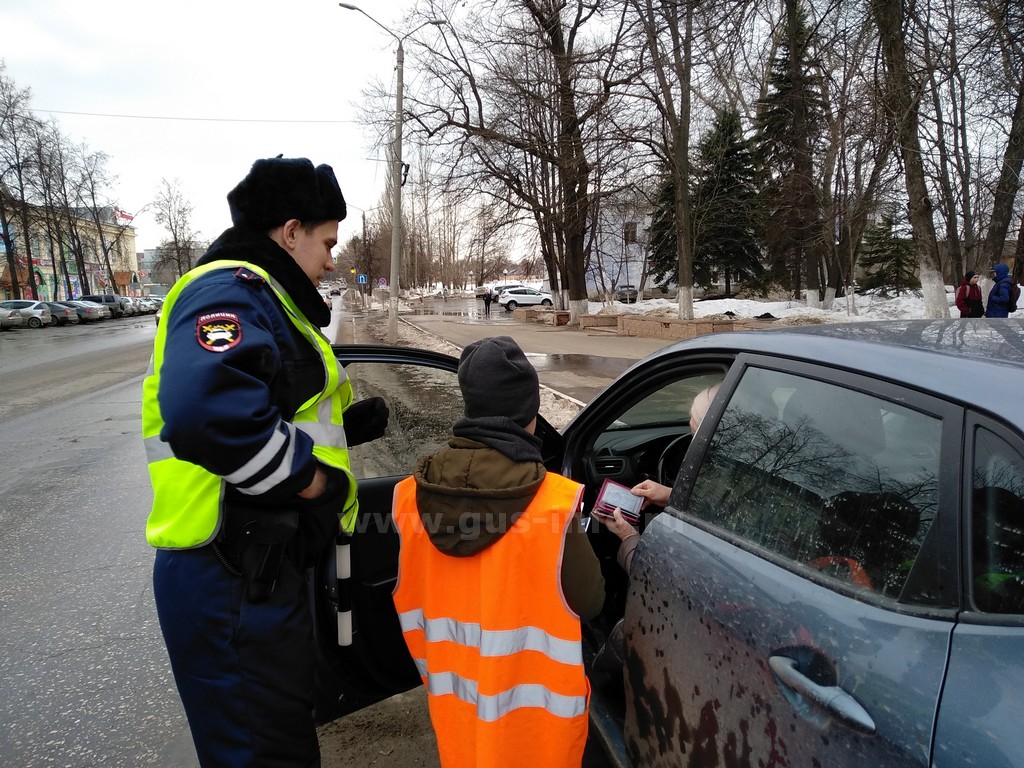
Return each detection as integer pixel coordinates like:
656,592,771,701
392,336,604,767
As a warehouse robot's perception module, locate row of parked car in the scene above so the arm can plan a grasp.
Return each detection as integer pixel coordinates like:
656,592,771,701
0,294,164,331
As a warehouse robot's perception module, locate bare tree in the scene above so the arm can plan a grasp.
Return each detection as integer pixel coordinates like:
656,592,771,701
153,178,200,281
816,2,898,311
79,146,139,292
977,0,1024,271
625,0,699,317
402,0,631,320
0,63,40,299
871,0,949,317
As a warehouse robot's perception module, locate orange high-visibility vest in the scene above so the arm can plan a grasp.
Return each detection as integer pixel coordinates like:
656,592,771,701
392,473,589,768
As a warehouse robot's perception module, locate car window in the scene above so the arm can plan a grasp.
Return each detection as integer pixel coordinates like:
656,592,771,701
342,358,565,480
343,361,463,479
686,366,941,603
608,374,723,430
970,426,1024,614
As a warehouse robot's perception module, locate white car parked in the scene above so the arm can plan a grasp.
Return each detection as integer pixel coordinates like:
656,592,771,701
497,286,553,310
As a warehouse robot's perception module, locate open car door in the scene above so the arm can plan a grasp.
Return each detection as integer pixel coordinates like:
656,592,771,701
312,344,565,724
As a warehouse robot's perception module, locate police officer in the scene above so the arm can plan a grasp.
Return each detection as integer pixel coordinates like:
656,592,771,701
142,156,388,767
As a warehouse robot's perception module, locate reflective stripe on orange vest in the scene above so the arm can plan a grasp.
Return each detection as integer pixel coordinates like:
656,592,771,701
397,610,585,666
392,473,589,768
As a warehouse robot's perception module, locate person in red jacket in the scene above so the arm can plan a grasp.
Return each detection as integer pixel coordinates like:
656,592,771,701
955,270,985,318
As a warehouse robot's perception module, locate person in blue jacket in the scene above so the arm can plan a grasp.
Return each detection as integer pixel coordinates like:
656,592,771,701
985,263,1018,318
142,157,388,767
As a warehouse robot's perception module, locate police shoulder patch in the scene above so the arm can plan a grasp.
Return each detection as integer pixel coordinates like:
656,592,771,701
196,311,243,352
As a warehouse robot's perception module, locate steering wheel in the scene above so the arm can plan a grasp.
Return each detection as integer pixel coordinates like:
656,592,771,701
657,433,693,487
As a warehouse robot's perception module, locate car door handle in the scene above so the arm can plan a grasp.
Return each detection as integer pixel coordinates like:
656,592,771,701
768,655,876,734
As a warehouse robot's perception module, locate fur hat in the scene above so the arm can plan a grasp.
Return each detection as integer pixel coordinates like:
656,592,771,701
458,336,540,428
227,156,347,231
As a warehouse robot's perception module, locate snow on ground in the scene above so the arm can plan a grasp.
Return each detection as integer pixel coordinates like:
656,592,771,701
401,284,959,324
585,287,954,324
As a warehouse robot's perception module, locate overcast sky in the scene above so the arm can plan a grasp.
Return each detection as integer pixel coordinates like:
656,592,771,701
0,0,418,252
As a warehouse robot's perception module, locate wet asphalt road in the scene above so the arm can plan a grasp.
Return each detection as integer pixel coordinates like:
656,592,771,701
0,297,648,767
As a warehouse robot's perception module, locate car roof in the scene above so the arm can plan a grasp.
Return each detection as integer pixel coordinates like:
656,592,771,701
654,319,1024,426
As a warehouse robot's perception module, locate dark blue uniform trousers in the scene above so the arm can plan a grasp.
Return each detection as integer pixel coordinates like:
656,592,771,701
154,546,320,767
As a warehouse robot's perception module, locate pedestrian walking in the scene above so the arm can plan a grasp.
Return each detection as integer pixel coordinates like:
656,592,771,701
142,156,389,767
985,263,1020,318
392,336,604,768
482,287,492,316
955,270,985,318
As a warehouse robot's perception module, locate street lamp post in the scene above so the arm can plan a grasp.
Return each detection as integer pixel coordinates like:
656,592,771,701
339,4,445,345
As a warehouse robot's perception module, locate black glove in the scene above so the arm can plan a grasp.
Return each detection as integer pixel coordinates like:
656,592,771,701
344,397,390,446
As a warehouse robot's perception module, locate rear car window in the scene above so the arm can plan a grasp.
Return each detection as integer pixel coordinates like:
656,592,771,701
971,426,1024,614
686,366,941,603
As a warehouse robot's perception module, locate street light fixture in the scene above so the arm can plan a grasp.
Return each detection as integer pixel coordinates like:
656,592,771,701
339,3,446,345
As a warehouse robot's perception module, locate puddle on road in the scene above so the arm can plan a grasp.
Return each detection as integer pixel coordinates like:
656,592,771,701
336,301,633,381
526,353,629,378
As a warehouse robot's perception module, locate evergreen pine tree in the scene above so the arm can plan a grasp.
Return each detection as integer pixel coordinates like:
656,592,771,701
858,211,920,297
647,176,678,288
692,110,764,296
753,2,826,295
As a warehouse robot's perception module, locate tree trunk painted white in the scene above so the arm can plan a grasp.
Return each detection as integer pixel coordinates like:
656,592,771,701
822,285,837,311
805,290,824,310
919,263,950,318
845,289,859,316
677,285,695,320
568,297,588,325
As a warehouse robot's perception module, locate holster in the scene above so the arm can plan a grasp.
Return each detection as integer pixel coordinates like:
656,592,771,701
216,510,300,603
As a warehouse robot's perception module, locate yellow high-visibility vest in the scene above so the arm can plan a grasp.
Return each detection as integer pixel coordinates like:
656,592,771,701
142,260,358,549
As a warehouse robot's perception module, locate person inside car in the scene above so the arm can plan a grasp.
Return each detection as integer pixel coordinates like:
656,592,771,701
601,381,722,570
590,382,721,690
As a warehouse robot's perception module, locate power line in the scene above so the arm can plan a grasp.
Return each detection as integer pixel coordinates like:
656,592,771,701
36,109,358,125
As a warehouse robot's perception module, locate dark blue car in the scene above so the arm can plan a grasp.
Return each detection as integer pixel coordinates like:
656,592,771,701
317,319,1024,767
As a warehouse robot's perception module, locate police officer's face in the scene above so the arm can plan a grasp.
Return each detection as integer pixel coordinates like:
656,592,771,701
281,220,338,285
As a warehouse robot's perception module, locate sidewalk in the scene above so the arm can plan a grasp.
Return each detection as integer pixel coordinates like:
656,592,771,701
397,311,671,361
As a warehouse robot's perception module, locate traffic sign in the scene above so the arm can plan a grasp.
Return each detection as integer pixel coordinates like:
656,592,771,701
378,278,388,287
357,273,368,284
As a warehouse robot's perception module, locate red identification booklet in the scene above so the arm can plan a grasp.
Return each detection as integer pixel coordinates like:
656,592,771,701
592,479,643,524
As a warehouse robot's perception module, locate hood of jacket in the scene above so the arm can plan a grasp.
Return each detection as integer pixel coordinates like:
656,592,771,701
994,263,1011,280
412,437,546,557
197,226,331,327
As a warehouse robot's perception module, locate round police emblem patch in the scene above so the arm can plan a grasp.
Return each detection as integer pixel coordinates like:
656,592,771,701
196,311,242,352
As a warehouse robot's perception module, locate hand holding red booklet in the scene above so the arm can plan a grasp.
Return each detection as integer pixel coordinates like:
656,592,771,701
592,479,643,524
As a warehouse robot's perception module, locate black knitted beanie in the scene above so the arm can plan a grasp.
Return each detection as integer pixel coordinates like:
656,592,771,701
458,336,540,428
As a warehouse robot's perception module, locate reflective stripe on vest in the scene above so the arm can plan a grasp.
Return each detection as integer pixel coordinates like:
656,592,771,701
391,473,588,768
397,610,584,666
143,260,358,549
